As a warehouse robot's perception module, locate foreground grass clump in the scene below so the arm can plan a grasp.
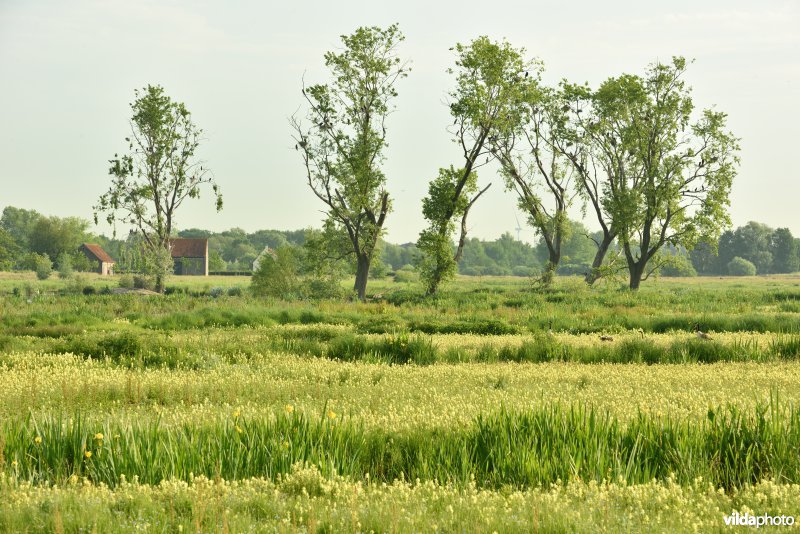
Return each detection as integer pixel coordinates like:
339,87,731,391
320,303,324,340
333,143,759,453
4,400,800,490
1,467,800,533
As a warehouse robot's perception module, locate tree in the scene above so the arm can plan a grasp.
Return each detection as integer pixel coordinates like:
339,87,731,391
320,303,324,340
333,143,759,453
491,78,583,285
56,252,73,279
417,37,532,294
0,206,42,252
291,25,409,300
770,228,798,274
689,238,719,275
417,167,486,294
28,215,89,261
533,219,596,274
555,81,626,285
719,222,774,274
94,85,222,292
0,228,21,270
594,58,739,289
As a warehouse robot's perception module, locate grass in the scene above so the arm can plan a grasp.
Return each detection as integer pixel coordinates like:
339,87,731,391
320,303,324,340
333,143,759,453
3,471,799,533
4,399,800,490
2,272,800,529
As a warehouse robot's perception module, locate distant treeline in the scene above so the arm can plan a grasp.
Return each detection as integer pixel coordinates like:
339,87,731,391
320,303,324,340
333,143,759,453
1,205,798,277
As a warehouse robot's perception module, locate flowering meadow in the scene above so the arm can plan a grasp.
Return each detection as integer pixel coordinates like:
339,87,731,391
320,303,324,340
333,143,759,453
1,273,800,532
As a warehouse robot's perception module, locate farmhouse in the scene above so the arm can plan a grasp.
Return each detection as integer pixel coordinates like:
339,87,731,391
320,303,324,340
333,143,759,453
170,238,209,276
80,243,116,275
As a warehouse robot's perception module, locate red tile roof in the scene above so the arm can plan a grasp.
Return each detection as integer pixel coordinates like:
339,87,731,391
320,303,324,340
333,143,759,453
169,238,207,258
81,243,115,263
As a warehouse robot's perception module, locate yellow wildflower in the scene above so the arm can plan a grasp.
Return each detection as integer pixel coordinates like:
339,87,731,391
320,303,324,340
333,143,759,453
235,425,243,434
285,404,294,414
34,436,42,445
327,410,336,420
94,432,104,440
232,409,240,418
84,451,92,459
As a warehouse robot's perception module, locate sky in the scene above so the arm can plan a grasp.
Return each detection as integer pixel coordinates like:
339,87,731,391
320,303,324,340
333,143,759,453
0,0,798,244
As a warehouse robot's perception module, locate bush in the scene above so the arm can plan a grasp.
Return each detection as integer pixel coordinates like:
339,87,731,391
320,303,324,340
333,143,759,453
209,286,225,298
556,263,589,276
33,254,52,280
251,246,300,298
227,286,243,297
133,275,154,290
511,265,537,277
56,252,73,279
301,277,344,299
63,274,88,294
118,275,134,289
728,256,757,276
82,285,97,295
660,254,697,277
394,265,419,284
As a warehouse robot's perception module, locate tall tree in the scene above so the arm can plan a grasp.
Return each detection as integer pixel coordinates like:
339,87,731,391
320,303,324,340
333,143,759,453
95,85,222,292
595,58,739,289
558,81,625,285
491,80,583,284
417,37,532,295
291,24,409,300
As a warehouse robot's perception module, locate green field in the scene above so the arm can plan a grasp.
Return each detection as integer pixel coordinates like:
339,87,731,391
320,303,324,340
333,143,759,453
2,273,800,532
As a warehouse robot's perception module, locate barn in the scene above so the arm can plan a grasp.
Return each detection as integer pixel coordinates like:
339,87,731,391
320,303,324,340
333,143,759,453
170,238,209,276
80,243,116,275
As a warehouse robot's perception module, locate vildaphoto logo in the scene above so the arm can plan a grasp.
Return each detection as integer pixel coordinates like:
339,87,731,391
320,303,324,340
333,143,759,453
723,512,795,528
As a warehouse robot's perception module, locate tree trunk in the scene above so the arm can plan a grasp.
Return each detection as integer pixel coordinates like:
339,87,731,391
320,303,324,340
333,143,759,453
541,247,561,286
585,233,615,285
354,253,371,301
628,260,645,290
155,275,165,294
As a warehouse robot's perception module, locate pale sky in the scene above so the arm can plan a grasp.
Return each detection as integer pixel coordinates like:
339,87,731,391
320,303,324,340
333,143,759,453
1,0,798,244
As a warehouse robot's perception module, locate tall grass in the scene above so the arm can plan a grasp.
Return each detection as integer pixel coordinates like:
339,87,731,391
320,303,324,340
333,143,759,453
4,399,799,490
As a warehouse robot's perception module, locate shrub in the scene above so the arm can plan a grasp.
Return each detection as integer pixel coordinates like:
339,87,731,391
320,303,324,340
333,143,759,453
394,269,419,284
556,263,589,276
301,277,344,299
511,265,537,277
251,246,301,299
33,254,52,280
63,274,88,294
209,287,225,298
133,275,154,290
118,274,134,289
660,254,697,277
82,285,97,295
227,286,243,297
728,256,757,276
56,252,73,279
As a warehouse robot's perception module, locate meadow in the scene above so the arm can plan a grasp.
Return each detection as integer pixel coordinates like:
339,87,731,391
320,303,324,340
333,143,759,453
1,272,800,532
